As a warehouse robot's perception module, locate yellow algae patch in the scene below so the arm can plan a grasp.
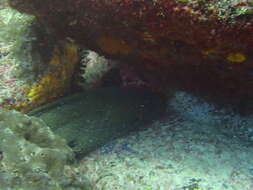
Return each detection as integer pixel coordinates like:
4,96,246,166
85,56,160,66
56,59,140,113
14,41,79,113
96,35,132,55
27,74,61,101
202,49,247,63
226,52,246,63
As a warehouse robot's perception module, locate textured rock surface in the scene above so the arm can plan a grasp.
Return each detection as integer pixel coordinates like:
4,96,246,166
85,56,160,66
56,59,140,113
0,7,80,113
28,87,166,157
0,108,93,190
8,0,253,98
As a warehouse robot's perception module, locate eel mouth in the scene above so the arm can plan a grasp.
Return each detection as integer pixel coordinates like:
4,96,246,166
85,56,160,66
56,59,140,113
74,50,119,90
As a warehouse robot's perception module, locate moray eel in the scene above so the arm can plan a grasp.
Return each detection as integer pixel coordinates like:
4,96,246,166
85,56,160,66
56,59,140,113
28,87,166,157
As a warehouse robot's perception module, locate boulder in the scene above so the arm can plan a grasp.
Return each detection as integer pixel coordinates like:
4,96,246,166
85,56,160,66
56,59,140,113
0,8,79,113
0,108,93,190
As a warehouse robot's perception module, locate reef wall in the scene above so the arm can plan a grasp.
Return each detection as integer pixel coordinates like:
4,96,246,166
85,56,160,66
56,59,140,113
8,0,253,98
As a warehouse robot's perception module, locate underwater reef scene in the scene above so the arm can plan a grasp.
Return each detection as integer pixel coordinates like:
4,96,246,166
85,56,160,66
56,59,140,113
1,0,253,190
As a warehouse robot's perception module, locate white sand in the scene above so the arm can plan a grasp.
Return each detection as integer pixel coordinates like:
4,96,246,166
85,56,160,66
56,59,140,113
78,91,253,190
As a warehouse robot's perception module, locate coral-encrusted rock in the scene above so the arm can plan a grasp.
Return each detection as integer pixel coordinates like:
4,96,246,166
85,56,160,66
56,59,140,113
0,8,80,113
8,0,253,98
0,108,93,190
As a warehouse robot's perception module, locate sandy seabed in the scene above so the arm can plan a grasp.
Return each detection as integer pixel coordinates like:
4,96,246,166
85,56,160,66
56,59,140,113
78,113,253,190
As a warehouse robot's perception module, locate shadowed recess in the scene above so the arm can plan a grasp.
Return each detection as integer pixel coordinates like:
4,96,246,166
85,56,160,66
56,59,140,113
28,87,166,158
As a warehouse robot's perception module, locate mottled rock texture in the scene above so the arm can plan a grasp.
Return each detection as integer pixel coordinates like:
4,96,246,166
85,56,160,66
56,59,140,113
0,108,92,190
0,7,80,113
7,0,253,98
